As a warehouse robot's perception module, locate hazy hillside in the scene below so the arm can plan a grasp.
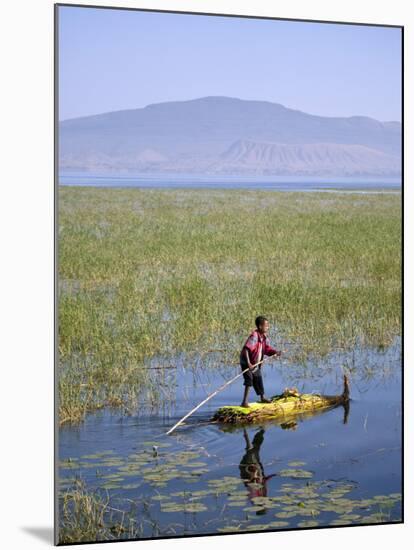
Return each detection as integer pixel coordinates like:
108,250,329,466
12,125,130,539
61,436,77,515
59,96,401,176
214,139,400,176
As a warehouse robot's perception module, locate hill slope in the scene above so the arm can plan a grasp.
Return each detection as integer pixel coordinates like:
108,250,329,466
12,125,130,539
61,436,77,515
59,96,401,176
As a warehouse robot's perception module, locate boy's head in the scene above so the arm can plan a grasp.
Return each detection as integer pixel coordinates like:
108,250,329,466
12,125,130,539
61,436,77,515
255,316,269,334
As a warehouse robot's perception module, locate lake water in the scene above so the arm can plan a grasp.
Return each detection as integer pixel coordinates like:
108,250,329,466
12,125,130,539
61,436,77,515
58,339,402,541
59,172,401,192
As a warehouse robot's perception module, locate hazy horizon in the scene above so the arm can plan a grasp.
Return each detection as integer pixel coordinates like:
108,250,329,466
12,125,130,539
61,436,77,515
58,6,402,122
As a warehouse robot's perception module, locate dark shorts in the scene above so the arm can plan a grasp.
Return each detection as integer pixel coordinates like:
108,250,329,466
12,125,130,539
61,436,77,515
241,365,264,396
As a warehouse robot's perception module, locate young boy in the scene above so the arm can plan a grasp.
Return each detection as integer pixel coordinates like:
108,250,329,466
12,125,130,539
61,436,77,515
240,316,281,407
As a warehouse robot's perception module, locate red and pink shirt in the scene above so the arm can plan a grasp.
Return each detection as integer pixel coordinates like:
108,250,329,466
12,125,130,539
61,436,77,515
240,329,279,368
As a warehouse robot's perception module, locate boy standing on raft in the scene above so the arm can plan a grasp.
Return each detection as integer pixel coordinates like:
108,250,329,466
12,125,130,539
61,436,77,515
240,316,281,407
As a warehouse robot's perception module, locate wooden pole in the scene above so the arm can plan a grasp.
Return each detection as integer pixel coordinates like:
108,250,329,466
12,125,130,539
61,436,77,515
165,354,278,435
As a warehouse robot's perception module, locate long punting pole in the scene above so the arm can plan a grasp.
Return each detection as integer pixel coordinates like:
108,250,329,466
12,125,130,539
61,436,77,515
165,355,279,435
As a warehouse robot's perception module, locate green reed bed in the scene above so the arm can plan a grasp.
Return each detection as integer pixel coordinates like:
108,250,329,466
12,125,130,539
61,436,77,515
58,187,401,423
59,479,141,543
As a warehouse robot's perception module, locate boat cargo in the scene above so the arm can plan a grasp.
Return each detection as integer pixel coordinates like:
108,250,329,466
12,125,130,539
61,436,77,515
212,375,350,424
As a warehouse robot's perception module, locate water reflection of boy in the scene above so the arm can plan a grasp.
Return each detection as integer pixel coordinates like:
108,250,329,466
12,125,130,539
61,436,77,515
239,428,275,509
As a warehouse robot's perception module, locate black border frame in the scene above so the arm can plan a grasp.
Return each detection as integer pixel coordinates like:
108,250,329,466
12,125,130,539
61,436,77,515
54,3,404,546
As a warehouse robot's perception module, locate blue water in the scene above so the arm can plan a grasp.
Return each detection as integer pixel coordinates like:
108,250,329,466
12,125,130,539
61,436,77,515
58,340,402,541
59,171,401,192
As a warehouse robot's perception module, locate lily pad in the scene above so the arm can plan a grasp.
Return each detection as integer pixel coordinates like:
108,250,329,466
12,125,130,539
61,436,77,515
160,504,184,513
298,520,319,528
188,469,209,475
243,505,266,513
269,521,290,528
251,496,274,506
340,514,361,521
101,482,122,489
217,525,242,533
298,508,320,517
184,502,208,513
59,459,79,469
278,469,314,479
330,518,350,526
275,511,298,519
122,483,141,489
190,489,213,497
81,453,105,459
100,459,125,467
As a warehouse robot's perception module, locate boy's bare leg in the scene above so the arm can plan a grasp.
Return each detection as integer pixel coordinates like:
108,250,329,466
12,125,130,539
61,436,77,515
241,386,250,407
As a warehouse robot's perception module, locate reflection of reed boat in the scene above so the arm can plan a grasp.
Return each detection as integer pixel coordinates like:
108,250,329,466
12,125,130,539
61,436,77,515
212,375,350,424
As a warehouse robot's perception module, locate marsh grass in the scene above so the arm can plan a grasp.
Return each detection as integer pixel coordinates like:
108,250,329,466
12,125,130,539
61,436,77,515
58,188,401,423
59,480,140,543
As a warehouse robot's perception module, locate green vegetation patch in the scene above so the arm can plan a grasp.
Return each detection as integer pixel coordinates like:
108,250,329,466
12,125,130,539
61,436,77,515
58,188,401,422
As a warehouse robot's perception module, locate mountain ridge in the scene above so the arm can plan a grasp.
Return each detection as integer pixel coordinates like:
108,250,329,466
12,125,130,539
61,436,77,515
60,96,401,176
61,96,400,125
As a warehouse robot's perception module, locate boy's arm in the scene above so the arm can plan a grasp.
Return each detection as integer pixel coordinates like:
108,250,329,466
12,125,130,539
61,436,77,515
264,339,282,357
244,348,254,369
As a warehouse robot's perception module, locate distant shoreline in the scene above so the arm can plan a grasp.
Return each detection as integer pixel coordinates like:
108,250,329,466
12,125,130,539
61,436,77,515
58,172,401,193
58,185,400,195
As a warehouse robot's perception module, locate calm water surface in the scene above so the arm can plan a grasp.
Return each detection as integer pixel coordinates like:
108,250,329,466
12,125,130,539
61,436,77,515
58,339,402,540
59,172,401,192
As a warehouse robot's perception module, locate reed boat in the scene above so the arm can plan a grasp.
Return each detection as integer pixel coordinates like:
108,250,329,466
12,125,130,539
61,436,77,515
212,375,350,424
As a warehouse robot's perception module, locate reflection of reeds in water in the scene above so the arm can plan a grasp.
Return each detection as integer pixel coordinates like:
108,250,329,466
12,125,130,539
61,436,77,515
58,188,401,423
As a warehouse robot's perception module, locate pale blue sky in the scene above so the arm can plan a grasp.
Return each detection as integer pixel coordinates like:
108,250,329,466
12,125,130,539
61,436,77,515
58,6,402,122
